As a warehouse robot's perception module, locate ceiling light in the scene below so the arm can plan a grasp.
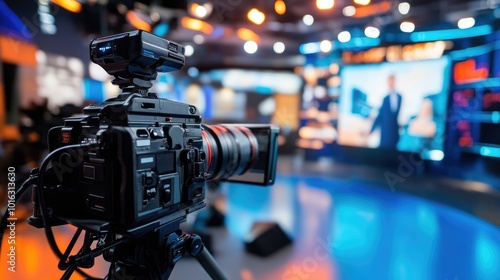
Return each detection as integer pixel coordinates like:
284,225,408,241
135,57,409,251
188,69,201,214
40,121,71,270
244,41,258,54
237,28,260,42
184,45,194,56
189,2,213,19
329,63,340,75
117,4,127,14
338,31,351,43
126,11,151,32
428,150,444,161
275,0,286,15
189,2,213,18
364,26,380,38
300,42,320,54
316,0,334,10
51,0,82,13
188,67,199,78
400,21,415,33
181,17,213,34
303,14,314,26
320,40,332,52
195,5,208,18
273,42,285,53
458,17,475,29
343,6,356,17
354,0,370,5
398,2,410,15
150,12,160,22
193,34,204,44
248,8,265,25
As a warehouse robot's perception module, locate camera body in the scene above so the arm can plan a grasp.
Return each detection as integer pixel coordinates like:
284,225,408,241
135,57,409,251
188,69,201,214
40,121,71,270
45,96,207,229
32,30,279,232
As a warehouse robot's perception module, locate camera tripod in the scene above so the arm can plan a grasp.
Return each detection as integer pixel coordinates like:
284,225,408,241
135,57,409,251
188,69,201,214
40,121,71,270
56,219,228,280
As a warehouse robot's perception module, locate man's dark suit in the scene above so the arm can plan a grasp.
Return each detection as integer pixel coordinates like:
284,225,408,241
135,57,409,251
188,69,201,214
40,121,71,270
370,93,402,149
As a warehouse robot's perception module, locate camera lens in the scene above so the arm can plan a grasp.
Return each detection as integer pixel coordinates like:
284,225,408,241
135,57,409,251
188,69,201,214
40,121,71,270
202,124,258,180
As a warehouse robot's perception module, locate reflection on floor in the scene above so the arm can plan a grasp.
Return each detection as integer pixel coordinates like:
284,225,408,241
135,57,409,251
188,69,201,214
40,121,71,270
2,175,500,279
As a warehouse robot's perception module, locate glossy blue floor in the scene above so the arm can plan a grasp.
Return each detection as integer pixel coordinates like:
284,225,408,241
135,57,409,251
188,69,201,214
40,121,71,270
2,171,500,279
171,175,500,280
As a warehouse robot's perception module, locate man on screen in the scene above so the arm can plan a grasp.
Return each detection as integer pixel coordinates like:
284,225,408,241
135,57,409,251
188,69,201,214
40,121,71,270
368,74,402,149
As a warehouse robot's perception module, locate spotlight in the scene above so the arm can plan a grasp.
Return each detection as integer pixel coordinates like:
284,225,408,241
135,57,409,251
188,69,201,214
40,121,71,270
193,34,205,44
458,17,475,29
316,0,334,10
320,40,332,52
400,21,415,33
189,2,213,19
195,5,208,18
398,2,410,15
51,0,82,13
300,42,320,54
237,28,260,42
244,41,258,54
364,26,380,38
303,14,314,26
184,45,195,56
248,8,265,25
275,0,286,15
354,0,370,5
126,11,152,32
182,17,213,34
273,42,285,54
150,12,160,22
343,6,356,17
338,31,351,43
188,67,199,78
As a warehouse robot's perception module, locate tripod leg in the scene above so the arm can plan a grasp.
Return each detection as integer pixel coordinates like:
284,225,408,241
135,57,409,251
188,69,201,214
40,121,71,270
194,246,228,280
59,227,83,270
186,235,228,280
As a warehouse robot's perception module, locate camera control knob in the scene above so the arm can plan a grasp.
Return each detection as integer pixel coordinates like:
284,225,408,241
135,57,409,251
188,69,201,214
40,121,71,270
145,187,157,199
149,128,165,139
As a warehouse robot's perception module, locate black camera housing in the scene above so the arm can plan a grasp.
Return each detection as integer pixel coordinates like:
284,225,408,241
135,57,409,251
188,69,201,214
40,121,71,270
31,30,279,232
45,96,207,229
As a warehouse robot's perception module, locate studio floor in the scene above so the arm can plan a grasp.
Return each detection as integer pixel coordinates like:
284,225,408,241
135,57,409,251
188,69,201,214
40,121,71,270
1,157,500,280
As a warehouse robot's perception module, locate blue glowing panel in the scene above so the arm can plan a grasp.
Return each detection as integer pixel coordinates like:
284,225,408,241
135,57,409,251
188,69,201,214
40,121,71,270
153,23,169,37
0,0,33,41
202,85,213,120
411,25,492,42
83,79,104,103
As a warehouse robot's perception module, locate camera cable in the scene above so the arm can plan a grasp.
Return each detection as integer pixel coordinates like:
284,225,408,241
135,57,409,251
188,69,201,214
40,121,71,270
36,143,100,279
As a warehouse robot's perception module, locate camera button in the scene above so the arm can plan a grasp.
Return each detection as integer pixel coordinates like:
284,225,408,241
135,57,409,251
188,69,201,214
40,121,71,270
143,171,156,186
144,187,157,199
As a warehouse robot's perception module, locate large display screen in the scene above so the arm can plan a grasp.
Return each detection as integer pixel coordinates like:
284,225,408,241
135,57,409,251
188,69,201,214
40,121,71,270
338,57,451,156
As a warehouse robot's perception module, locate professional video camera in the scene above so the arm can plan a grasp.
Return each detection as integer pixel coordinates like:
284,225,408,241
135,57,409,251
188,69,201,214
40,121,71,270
2,30,278,279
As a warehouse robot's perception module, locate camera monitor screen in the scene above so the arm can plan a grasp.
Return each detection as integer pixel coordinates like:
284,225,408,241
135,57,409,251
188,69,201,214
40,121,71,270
338,57,451,158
